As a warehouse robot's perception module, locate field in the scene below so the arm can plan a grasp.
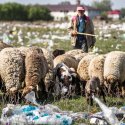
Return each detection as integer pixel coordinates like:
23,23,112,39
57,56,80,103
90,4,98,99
0,20,125,124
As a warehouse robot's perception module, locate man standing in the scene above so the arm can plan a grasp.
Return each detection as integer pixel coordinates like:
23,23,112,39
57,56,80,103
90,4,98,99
69,6,96,52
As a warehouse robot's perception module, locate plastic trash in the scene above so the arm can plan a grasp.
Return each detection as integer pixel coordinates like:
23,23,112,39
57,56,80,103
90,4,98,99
90,117,108,125
92,95,120,125
25,91,41,107
119,106,125,114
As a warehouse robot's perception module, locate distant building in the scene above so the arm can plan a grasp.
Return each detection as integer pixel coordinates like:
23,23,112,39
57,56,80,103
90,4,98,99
43,0,101,21
107,10,121,20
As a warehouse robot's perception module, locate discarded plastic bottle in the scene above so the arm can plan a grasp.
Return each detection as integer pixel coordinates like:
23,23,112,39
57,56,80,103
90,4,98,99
92,95,120,125
25,91,41,107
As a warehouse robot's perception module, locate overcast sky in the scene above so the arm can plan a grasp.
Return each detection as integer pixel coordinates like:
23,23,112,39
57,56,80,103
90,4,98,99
1,0,125,9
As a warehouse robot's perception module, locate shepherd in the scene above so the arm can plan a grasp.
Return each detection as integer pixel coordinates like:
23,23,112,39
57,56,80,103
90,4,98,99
68,6,96,52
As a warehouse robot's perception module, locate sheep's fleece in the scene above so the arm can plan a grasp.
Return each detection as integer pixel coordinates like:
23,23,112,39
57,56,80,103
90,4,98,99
77,54,96,81
54,54,78,71
0,47,25,92
88,55,106,85
104,51,125,83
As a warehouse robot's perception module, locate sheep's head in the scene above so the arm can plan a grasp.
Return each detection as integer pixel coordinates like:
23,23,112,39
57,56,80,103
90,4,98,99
106,75,119,95
54,63,77,97
86,77,100,94
107,75,117,84
85,77,100,106
54,63,72,86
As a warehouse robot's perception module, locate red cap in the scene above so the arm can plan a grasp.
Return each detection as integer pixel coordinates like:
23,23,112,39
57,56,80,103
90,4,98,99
77,6,85,11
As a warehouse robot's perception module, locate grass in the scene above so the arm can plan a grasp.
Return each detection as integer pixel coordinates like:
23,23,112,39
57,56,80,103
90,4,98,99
1,21,125,124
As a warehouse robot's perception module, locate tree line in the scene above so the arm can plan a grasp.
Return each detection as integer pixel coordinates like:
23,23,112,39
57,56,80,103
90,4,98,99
0,3,53,21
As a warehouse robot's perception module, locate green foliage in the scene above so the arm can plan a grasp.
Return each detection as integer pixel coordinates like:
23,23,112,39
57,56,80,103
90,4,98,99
0,3,53,21
28,5,53,21
0,2,28,20
91,0,112,11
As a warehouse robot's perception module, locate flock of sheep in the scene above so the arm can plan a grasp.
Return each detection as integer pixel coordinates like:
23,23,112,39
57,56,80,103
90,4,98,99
0,40,125,105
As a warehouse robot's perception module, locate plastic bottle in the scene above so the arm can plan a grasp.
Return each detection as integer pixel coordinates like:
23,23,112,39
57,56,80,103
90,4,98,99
92,95,120,125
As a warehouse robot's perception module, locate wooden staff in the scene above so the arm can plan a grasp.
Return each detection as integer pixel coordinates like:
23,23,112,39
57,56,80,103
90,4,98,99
77,32,98,37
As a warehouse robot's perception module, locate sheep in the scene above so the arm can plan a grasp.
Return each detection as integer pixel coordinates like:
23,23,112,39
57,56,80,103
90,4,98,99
17,46,30,58
53,63,81,98
77,54,96,81
17,46,54,94
53,54,78,71
85,55,107,105
22,47,48,100
74,53,88,62
0,47,25,103
53,54,81,97
104,51,125,96
77,54,96,95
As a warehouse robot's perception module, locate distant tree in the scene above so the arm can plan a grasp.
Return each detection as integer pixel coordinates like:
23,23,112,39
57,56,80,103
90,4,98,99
91,0,112,11
0,3,53,21
120,8,125,18
27,5,53,21
0,3,28,21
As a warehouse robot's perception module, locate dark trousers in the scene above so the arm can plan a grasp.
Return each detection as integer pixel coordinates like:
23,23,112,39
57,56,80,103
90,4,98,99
74,37,88,53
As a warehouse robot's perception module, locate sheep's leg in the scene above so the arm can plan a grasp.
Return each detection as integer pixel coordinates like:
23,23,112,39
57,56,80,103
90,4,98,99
37,80,48,102
75,80,81,96
81,80,87,96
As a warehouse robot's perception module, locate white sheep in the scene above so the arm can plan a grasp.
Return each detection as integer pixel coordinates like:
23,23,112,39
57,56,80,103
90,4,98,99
0,47,25,93
104,51,125,96
86,55,107,105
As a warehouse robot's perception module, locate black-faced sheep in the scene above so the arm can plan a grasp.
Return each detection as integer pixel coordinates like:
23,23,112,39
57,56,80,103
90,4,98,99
53,63,81,98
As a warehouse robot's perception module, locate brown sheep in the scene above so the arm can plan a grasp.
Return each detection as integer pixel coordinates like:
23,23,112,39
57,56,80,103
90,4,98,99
22,47,48,100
